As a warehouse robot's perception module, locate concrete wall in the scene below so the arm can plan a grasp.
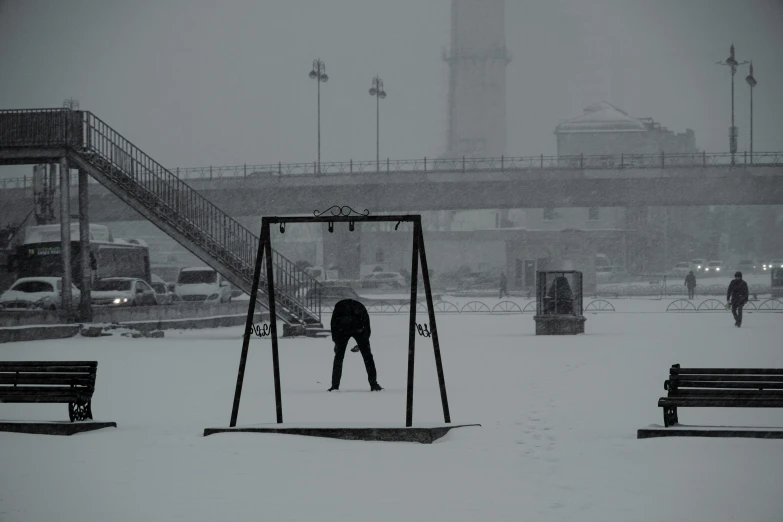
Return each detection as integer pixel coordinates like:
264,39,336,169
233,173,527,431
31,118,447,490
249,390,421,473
360,230,506,277
0,301,265,329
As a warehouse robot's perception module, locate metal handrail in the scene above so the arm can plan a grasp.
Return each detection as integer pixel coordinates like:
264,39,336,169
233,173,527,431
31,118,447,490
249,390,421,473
75,110,322,323
4,150,783,189
167,151,783,180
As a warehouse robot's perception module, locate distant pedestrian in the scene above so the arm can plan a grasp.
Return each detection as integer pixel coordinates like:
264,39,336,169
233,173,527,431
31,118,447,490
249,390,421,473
726,271,749,328
328,299,383,392
499,272,509,299
684,271,697,299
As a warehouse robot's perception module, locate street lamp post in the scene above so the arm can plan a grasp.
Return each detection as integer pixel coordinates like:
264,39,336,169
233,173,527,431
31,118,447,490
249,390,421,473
368,76,387,171
745,61,757,163
308,59,329,174
716,44,749,166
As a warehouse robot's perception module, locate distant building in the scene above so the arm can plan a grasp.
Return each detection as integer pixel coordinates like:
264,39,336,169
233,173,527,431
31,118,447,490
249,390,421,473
554,101,696,156
554,101,704,273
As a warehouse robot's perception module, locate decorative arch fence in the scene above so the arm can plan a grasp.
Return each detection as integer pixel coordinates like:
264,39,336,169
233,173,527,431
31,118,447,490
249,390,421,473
667,298,783,313
595,283,773,299
322,298,782,316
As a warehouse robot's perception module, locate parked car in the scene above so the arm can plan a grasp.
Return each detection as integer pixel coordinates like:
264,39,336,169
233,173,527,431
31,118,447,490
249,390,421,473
670,262,693,277
596,266,629,283
690,258,707,273
0,277,80,311
174,267,232,303
703,261,724,274
736,259,757,274
361,272,406,289
91,277,158,307
305,285,362,307
150,281,178,305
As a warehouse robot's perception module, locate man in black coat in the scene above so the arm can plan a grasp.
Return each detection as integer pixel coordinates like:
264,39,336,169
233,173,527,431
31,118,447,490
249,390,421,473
684,271,697,299
328,299,383,391
499,272,509,299
726,271,749,328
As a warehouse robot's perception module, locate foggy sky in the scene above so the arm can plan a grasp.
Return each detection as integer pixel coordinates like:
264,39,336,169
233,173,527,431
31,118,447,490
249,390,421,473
1,0,782,174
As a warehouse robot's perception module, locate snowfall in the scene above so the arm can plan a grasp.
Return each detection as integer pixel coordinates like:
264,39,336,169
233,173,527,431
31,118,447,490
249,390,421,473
2,294,783,522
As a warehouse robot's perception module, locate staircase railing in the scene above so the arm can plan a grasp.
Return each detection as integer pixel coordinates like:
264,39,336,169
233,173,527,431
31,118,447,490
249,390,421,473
67,110,321,324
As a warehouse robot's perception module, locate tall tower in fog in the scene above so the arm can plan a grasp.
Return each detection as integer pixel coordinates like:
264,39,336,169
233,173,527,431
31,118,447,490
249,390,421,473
443,0,510,158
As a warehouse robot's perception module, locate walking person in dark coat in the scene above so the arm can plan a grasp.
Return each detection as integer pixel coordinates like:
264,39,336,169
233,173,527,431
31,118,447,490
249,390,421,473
726,271,749,328
499,272,509,299
328,299,383,391
684,271,697,300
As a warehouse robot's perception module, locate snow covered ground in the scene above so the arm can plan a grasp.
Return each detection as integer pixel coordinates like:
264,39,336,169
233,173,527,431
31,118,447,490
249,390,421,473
1,311,783,521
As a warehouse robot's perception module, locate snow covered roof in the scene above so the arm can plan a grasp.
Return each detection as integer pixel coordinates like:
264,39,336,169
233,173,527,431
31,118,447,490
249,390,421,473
555,101,646,134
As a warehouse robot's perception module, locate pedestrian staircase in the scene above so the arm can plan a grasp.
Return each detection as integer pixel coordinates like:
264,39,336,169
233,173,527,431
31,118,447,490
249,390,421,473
0,109,323,328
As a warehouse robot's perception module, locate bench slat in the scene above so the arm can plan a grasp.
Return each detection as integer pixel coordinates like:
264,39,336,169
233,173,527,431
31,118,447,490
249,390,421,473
0,366,96,374
669,375,783,382
0,396,85,404
671,368,783,375
0,374,95,386
0,386,94,396
0,361,97,368
675,380,783,390
669,389,783,398
659,398,783,408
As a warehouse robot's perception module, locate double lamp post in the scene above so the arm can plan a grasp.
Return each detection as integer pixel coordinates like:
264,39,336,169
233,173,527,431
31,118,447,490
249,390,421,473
309,59,388,173
716,44,758,165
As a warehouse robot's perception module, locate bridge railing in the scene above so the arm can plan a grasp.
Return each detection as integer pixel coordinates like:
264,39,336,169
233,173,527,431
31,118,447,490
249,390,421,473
0,108,82,148
167,151,783,181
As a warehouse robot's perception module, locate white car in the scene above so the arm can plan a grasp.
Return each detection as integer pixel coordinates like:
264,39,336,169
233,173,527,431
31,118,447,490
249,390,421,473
671,262,693,277
690,259,707,273
596,266,629,283
174,267,232,303
91,277,158,307
361,272,406,288
703,261,724,274
0,277,81,311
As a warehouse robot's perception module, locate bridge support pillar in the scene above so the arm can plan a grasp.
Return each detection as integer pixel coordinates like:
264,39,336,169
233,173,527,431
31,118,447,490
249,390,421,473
78,169,93,322
59,157,73,323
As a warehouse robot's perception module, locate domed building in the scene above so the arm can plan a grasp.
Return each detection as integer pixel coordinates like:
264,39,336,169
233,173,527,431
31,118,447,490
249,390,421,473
555,101,696,156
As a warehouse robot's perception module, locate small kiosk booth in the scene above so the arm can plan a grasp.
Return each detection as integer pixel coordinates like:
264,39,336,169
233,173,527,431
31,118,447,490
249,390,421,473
533,270,586,335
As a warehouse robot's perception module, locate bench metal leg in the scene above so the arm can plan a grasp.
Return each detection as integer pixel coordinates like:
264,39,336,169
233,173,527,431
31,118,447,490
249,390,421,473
663,406,678,427
68,401,92,422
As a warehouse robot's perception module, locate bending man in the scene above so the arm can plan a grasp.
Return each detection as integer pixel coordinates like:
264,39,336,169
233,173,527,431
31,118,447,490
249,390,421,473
329,299,383,392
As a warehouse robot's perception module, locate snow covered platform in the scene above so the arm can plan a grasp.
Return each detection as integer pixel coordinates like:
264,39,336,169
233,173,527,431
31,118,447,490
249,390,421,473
637,424,783,439
0,420,117,435
203,423,480,443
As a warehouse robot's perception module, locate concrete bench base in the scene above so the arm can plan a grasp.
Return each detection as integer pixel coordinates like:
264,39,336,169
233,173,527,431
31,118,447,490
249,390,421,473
638,424,783,439
533,315,586,335
0,421,117,435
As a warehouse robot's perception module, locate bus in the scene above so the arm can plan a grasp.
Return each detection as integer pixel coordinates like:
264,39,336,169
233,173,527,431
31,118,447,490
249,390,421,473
5,223,151,289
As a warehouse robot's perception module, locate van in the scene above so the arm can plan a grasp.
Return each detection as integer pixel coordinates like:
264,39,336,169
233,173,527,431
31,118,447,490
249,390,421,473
174,267,232,303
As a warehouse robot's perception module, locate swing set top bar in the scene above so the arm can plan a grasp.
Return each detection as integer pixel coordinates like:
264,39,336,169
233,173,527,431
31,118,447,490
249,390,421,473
264,215,421,224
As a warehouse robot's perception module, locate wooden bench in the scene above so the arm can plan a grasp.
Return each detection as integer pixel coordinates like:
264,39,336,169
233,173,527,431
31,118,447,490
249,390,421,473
659,364,783,427
0,361,99,422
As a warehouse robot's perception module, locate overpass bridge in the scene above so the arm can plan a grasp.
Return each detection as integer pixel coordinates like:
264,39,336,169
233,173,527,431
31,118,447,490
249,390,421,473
3,151,783,223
